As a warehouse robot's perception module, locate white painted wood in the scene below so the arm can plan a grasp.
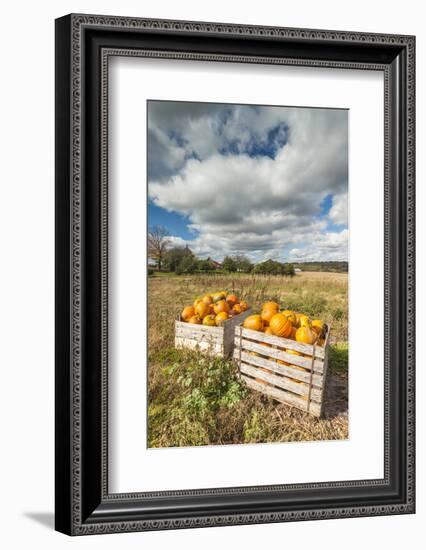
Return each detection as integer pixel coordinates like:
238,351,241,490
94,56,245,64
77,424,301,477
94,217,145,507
234,323,331,417
175,327,222,342
235,326,325,359
240,362,322,401
234,338,324,373
175,322,223,336
175,336,223,356
241,375,322,417
174,309,252,358
318,324,331,416
234,350,324,388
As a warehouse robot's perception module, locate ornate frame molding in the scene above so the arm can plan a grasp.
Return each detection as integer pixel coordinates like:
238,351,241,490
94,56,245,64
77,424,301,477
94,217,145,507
55,13,415,536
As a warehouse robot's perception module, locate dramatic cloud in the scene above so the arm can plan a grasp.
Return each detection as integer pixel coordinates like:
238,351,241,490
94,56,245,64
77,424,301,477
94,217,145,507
288,229,349,262
148,101,348,262
328,192,348,227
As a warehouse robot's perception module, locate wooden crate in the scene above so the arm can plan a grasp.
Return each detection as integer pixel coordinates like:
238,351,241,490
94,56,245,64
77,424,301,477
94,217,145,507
233,324,331,417
175,309,252,358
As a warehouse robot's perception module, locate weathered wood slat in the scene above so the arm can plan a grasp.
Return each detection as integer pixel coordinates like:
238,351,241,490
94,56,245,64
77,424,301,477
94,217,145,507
234,350,323,388
175,327,223,341
241,375,321,417
240,362,322,401
317,323,331,416
234,339,324,373
234,323,330,417
175,309,252,358
235,326,325,359
175,323,223,336
175,337,223,356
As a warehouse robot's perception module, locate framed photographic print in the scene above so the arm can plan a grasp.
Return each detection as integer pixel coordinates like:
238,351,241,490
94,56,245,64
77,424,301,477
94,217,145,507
55,14,415,535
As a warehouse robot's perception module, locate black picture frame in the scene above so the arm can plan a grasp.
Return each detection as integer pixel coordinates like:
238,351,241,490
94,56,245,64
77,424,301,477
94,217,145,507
55,13,415,535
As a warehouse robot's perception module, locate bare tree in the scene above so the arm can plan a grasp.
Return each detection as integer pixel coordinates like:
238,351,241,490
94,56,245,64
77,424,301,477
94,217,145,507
148,225,170,271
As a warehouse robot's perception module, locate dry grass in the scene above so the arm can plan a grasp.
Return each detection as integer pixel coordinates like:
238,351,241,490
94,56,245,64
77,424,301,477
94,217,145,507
148,272,348,448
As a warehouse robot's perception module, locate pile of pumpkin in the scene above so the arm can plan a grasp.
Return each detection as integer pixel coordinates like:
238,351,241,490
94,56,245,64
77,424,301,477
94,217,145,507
181,291,250,327
243,301,326,346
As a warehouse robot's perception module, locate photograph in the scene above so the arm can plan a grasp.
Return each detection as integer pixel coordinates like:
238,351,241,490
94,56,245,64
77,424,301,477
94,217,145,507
52,10,415,537
147,100,349,448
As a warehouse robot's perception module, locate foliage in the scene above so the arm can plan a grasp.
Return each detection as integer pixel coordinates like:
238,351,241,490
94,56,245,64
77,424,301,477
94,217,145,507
253,259,295,276
222,255,254,273
147,225,170,271
222,256,237,272
291,261,348,273
148,349,248,448
175,255,198,275
234,254,253,273
197,258,215,272
163,246,193,272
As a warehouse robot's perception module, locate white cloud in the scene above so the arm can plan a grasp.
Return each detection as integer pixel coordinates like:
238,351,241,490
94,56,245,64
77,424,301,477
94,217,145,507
288,229,349,262
148,103,348,262
329,192,348,226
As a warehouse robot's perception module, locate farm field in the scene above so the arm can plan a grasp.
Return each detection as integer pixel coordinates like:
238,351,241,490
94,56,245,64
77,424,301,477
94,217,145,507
148,272,348,448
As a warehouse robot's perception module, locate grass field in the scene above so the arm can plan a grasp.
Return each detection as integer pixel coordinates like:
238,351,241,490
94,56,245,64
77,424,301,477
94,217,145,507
148,272,349,448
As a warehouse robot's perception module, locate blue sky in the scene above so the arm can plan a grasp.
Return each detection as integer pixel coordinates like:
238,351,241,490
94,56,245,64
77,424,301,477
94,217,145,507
148,101,348,262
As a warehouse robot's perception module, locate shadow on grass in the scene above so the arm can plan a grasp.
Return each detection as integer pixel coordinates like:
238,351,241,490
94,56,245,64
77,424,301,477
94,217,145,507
328,343,348,374
322,344,348,419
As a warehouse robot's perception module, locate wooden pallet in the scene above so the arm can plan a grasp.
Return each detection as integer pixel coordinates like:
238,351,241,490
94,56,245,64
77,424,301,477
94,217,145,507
233,324,331,417
175,309,252,358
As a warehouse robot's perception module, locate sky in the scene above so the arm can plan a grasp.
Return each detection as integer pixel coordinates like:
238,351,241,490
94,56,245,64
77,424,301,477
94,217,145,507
147,100,348,263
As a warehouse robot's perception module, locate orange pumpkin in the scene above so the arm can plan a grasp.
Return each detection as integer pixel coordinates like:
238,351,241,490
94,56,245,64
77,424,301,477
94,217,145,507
226,294,238,306
261,307,277,323
208,303,216,314
215,311,229,326
232,303,242,315
181,306,195,322
243,314,264,332
299,315,311,328
294,312,303,327
282,310,297,325
262,301,279,312
195,301,210,319
214,299,230,315
312,319,325,335
212,291,226,303
201,294,213,305
239,300,249,312
269,313,293,338
264,326,274,335
295,326,317,344
202,314,217,326
188,315,202,324
289,326,297,339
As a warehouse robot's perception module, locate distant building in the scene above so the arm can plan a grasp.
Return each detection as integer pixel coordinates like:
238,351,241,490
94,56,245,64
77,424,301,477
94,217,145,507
206,257,222,270
294,268,302,273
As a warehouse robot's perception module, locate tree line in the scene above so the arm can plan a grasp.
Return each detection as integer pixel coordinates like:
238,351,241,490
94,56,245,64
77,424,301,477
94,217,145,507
148,225,295,276
291,261,348,272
